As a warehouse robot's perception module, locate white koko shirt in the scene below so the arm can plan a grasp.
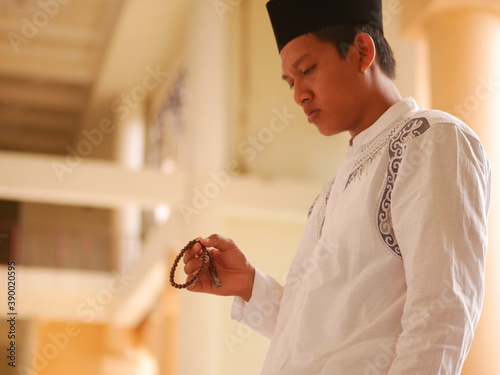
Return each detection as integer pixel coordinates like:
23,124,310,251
232,98,491,375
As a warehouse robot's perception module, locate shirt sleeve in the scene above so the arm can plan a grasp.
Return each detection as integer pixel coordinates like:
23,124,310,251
231,268,284,339
388,123,491,374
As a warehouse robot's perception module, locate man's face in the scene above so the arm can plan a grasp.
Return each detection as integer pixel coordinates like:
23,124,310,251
280,33,366,137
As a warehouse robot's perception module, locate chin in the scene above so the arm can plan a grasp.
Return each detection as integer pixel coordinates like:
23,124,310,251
315,124,340,137
313,118,341,136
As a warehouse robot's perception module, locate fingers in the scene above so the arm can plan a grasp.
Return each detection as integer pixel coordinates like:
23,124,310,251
175,234,236,293
182,239,206,276
182,239,202,264
181,252,205,292
183,254,203,275
200,234,236,253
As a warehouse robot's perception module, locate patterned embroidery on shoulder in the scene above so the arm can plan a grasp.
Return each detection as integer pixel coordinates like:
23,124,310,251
378,117,431,258
345,117,407,190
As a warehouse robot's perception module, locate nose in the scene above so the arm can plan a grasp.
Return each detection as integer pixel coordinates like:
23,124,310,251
293,81,312,106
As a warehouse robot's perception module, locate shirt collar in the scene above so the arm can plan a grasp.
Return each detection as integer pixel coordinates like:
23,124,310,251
349,97,418,148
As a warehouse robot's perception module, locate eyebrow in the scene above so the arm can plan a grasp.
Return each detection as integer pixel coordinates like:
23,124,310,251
282,53,311,81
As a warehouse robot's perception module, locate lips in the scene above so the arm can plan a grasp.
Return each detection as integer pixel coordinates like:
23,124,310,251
305,108,320,123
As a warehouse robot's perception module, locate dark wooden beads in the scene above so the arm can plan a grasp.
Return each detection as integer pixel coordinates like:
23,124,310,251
169,239,222,289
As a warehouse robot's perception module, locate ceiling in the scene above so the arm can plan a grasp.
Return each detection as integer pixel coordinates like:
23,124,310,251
0,0,188,155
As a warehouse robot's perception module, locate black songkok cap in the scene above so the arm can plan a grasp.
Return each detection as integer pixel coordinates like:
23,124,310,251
266,0,384,52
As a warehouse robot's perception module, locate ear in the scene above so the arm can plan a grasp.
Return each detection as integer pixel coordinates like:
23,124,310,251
353,32,376,73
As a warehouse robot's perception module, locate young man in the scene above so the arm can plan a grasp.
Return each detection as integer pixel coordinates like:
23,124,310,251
183,0,491,373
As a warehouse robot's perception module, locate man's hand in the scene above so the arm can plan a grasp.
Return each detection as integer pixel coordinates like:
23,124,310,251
182,234,255,302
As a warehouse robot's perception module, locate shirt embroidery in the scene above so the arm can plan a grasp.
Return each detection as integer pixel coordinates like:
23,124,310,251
310,178,335,239
378,117,431,258
345,117,408,189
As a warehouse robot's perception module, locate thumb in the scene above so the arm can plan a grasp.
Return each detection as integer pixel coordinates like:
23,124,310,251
200,234,237,253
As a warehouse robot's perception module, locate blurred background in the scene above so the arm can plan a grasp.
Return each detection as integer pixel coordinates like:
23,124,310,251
0,0,498,374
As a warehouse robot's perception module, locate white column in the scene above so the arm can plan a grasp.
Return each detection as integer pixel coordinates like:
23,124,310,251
113,103,146,272
177,1,229,375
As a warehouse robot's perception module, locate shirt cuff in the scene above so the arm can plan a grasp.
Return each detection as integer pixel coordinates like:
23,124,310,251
231,268,267,322
230,268,283,338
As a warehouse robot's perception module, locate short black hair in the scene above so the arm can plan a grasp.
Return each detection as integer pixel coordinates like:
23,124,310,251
310,24,396,80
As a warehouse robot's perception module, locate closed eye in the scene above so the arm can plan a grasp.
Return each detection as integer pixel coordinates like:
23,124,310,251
283,79,294,89
303,65,316,75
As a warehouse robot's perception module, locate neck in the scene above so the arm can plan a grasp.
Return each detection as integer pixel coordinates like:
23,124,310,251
349,72,402,139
